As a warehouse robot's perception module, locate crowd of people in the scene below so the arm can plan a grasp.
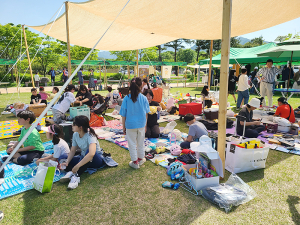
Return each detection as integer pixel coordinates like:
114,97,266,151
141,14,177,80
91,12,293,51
229,59,300,138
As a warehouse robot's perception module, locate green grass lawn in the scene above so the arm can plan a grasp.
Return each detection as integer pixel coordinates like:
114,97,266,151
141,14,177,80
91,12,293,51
0,88,300,224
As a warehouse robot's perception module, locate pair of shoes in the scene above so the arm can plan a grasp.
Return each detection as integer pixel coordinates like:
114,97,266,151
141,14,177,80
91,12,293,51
60,171,80,189
138,158,146,166
68,174,80,189
60,171,74,182
1,156,13,163
13,131,21,136
129,161,140,169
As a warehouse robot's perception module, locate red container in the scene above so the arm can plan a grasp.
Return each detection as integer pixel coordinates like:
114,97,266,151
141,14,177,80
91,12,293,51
179,103,202,116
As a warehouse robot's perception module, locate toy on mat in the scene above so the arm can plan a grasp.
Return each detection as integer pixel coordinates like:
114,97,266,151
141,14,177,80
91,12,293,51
186,93,190,97
170,144,181,156
167,162,184,180
170,133,176,144
162,181,180,190
172,129,182,141
181,149,195,155
156,146,166,154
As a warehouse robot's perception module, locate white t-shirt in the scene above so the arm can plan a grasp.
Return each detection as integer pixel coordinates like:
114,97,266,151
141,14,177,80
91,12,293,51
106,92,113,103
238,74,250,91
53,139,70,159
53,92,76,113
141,84,149,93
34,74,40,81
72,132,102,156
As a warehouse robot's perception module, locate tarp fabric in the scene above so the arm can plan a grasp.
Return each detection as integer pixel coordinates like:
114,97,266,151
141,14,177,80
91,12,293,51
28,0,300,51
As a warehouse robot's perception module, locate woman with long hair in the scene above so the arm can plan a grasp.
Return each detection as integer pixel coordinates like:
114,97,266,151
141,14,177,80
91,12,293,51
119,77,150,169
60,115,106,189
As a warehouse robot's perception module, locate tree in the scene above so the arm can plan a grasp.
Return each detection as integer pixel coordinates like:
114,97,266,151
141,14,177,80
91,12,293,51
109,50,136,61
194,40,209,61
156,44,166,61
161,51,174,62
70,45,98,60
243,36,264,48
34,37,63,76
0,23,40,81
164,39,185,62
177,48,196,64
140,47,158,61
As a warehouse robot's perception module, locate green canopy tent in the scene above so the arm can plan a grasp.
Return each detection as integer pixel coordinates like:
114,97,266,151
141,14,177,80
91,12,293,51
199,43,300,65
0,59,17,94
0,59,17,65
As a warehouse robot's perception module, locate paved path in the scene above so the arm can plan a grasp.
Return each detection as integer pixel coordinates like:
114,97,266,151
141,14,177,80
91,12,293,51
0,82,206,94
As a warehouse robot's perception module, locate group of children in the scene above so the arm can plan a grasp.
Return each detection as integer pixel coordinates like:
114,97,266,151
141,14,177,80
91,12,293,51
30,86,59,105
2,84,117,189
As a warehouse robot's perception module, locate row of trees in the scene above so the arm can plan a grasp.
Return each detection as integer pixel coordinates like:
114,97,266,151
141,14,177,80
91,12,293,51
1,23,270,81
0,24,98,81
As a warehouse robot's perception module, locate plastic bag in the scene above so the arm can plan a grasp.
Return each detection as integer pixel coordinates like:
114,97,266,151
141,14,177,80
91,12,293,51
200,173,256,213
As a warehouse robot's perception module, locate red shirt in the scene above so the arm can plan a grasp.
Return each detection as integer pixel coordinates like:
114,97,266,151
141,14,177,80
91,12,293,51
275,104,295,123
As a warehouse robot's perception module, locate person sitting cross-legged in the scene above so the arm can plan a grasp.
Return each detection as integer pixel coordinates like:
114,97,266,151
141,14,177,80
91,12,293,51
236,98,265,138
180,113,208,149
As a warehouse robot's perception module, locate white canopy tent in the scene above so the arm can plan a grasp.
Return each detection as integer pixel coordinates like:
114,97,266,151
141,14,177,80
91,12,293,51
1,0,297,177
28,0,300,51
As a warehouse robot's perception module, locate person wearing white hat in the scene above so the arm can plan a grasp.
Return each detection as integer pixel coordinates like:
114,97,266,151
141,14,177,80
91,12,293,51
236,98,265,138
236,66,250,109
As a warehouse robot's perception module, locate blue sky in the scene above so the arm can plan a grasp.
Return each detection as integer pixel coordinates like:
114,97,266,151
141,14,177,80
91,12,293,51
0,0,299,44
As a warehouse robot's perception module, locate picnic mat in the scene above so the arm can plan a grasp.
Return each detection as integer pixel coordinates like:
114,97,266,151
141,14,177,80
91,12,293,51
0,141,66,200
106,113,180,123
0,118,46,140
221,127,300,156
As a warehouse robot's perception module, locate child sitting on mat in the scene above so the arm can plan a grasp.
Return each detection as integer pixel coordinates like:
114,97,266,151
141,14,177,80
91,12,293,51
36,124,70,165
180,113,208,149
30,88,42,104
51,84,76,124
2,110,44,165
39,87,48,105
40,87,59,105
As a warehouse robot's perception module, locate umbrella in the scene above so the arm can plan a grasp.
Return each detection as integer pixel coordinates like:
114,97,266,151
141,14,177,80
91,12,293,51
257,38,300,93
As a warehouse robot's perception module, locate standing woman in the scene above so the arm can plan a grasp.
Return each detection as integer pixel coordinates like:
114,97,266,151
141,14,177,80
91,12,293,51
60,115,107,189
119,77,150,169
141,78,150,93
228,69,237,103
88,69,95,90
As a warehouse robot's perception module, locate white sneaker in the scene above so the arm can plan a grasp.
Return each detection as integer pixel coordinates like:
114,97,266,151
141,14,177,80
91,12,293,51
60,171,74,182
129,161,140,169
68,175,80,189
138,158,146,166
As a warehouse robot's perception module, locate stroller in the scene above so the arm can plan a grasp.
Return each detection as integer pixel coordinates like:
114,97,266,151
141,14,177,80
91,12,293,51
93,96,110,121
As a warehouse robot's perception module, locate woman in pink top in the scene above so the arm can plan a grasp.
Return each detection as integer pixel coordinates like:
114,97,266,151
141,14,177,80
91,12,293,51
39,87,48,104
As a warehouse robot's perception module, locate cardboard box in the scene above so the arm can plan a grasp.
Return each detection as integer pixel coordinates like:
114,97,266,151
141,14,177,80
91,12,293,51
28,104,47,117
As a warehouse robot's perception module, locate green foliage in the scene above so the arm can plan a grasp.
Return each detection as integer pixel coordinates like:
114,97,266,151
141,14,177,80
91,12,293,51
139,47,158,61
161,51,174,62
109,50,136,60
177,48,196,64
243,36,264,48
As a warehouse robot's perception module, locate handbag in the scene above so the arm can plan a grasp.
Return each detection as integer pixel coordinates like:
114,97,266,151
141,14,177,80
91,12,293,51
89,112,104,127
33,161,58,193
225,138,269,173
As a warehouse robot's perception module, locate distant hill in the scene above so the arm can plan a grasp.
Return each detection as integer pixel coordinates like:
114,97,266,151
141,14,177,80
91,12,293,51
238,37,251,45
97,51,117,60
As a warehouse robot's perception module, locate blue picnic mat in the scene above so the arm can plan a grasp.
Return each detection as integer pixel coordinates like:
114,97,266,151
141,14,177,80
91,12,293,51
0,141,66,200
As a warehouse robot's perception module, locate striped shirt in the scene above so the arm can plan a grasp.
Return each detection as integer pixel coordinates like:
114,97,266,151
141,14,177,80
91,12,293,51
257,67,281,83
